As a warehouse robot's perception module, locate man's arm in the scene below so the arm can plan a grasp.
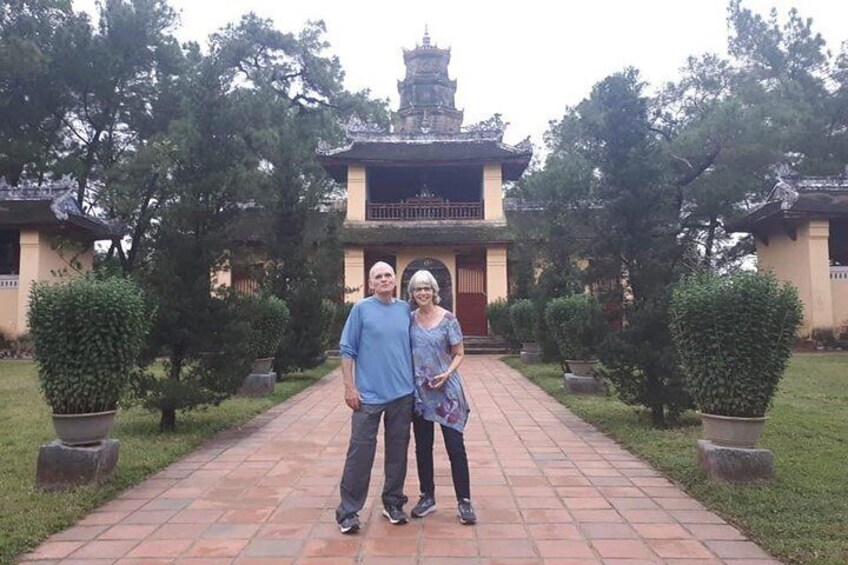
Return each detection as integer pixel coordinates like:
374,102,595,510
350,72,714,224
341,357,361,411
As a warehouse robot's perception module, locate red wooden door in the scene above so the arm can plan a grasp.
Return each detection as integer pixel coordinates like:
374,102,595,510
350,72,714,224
456,261,487,336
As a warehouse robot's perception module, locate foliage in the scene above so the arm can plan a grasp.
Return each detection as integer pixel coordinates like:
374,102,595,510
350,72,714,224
275,284,335,373
131,292,254,430
595,297,691,426
670,270,802,417
509,298,539,344
505,353,848,565
328,300,354,349
0,358,339,565
27,275,149,414
544,294,606,361
241,294,290,359
486,298,519,351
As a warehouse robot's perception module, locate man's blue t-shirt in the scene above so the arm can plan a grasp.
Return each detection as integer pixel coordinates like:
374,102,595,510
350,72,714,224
339,297,414,404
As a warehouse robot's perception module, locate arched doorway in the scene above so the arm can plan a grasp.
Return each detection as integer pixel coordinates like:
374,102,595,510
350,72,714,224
401,258,453,312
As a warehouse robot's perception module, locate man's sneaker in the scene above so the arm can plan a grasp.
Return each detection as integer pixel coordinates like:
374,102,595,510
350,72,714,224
411,493,437,518
458,499,477,525
338,513,360,534
382,505,409,525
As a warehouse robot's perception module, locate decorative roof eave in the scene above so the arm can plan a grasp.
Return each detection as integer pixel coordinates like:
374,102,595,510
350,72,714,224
728,167,848,233
0,180,120,240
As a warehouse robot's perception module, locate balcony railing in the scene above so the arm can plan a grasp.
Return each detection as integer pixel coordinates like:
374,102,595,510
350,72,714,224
830,266,848,280
0,275,19,289
366,195,483,221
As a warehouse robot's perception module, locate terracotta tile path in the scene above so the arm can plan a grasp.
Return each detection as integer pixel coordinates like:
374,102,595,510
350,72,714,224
21,356,781,564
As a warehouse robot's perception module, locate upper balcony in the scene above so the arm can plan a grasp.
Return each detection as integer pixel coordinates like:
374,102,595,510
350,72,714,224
366,195,482,221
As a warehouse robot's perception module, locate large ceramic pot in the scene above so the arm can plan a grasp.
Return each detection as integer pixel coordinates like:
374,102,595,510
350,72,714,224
52,410,118,447
251,357,274,374
699,412,768,448
566,359,599,378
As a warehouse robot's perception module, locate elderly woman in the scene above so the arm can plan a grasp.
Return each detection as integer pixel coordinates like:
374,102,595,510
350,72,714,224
407,269,476,525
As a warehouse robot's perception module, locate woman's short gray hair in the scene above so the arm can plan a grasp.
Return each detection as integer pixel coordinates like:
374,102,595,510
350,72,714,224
407,269,441,305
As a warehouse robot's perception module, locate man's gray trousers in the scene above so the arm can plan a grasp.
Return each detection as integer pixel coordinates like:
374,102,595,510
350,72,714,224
336,393,413,522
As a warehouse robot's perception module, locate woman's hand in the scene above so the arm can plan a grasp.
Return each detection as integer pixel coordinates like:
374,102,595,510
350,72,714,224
429,372,450,389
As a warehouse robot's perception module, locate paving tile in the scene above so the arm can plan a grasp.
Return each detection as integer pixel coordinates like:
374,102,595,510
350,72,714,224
535,539,595,559
591,539,654,559
647,538,716,559
21,542,85,560
704,540,773,559
99,525,159,540
69,540,138,559
184,539,248,558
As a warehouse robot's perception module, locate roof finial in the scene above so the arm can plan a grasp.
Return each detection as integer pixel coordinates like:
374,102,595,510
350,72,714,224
422,25,431,47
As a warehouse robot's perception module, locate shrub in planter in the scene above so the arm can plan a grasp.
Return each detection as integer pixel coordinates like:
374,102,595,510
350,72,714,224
510,299,542,363
241,294,290,372
487,298,519,351
545,295,606,369
28,276,149,443
509,299,538,344
670,271,802,445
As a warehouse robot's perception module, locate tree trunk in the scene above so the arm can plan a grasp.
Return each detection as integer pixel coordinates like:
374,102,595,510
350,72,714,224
651,402,666,428
159,408,176,432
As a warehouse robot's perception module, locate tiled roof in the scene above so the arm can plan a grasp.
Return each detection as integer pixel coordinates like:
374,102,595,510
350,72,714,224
729,167,848,232
317,134,533,182
0,180,118,238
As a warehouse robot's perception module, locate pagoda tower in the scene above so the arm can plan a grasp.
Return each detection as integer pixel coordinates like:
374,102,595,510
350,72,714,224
393,29,464,134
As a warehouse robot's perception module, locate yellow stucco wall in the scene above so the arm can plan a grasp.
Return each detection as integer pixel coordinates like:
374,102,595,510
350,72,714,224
486,245,508,303
8,230,94,338
831,278,848,332
483,163,503,221
756,219,833,335
343,246,365,303
346,165,366,222
0,286,17,337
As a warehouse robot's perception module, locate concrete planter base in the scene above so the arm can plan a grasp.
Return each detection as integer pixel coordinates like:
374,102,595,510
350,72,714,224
697,439,773,483
563,373,603,394
520,342,542,364
36,439,119,491
239,372,276,396
565,359,598,377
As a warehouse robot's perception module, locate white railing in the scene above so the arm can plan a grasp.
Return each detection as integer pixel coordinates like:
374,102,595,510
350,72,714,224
0,275,19,289
830,266,848,280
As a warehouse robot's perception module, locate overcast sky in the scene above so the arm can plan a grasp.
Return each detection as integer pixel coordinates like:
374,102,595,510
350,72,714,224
74,0,848,148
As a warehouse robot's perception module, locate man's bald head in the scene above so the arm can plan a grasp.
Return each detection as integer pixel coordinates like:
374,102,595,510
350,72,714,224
368,261,397,300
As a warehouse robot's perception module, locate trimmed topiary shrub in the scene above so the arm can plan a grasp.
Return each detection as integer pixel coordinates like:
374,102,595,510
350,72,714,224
670,271,803,418
544,295,606,360
241,294,290,359
509,299,539,344
486,298,520,351
28,276,149,414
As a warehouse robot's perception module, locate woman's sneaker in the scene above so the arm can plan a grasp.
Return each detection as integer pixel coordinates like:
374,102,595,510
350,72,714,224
411,494,437,518
457,499,477,525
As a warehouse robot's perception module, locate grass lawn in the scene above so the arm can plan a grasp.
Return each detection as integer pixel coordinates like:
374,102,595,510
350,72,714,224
0,359,339,565
504,353,848,565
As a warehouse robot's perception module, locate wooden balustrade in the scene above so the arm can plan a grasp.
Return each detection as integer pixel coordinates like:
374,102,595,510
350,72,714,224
366,196,483,221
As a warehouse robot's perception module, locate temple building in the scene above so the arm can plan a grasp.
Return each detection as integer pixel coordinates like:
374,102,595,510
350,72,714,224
730,168,848,336
0,182,115,338
317,32,532,335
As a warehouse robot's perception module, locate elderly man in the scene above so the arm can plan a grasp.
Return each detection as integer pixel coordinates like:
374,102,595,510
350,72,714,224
335,261,414,534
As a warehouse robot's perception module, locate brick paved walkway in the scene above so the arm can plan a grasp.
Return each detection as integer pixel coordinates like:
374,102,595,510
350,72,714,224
21,356,780,564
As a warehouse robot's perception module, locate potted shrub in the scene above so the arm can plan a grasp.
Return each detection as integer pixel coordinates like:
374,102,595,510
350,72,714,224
487,298,520,352
510,299,541,363
28,276,149,446
243,294,290,374
670,271,802,447
545,294,606,378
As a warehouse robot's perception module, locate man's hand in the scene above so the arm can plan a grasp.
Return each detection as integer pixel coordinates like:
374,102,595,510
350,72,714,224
344,387,362,411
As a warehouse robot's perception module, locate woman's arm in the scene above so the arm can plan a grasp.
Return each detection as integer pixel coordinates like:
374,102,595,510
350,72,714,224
431,342,464,389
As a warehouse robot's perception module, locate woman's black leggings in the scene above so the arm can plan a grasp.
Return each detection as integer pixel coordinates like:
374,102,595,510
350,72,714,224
412,413,471,501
